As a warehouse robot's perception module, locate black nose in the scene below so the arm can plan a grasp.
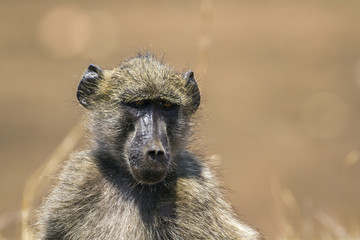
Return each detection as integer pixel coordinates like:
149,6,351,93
146,142,167,163
147,149,164,159
147,149,167,163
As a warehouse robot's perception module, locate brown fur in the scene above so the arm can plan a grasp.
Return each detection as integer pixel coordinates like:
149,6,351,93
35,53,261,240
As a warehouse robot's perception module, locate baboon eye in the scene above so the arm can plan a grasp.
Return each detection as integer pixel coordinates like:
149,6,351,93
159,100,174,110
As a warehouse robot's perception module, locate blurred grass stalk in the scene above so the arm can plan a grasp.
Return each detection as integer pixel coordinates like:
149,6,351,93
196,0,213,75
271,178,358,240
21,123,83,240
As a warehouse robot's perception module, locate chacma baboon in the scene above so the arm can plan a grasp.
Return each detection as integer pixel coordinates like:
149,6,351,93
35,53,261,240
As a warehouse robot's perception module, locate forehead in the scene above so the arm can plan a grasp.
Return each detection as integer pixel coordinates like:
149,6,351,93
99,56,189,105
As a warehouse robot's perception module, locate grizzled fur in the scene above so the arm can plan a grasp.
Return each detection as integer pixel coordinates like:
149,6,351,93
35,54,261,240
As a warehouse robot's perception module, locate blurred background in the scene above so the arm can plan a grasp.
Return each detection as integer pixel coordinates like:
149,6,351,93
1,0,360,239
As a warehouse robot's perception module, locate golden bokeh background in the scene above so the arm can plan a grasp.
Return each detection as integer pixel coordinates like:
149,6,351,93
1,1,360,239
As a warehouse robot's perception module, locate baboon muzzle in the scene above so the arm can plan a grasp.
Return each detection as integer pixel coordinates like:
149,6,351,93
128,107,171,184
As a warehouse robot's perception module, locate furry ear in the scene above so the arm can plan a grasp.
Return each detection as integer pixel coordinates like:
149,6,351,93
184,71,200,113
77,64,103,108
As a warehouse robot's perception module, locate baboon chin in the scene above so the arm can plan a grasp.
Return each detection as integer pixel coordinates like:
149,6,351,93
35,53,261,240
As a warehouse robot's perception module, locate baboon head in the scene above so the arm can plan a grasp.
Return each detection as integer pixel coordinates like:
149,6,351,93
76,54,200,184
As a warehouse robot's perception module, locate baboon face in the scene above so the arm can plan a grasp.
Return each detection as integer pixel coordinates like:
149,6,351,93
76,55,200,184
122,99,178,184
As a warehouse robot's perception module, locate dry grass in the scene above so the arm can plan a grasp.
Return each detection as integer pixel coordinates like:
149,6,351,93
21,123,83,240
272,179,360,240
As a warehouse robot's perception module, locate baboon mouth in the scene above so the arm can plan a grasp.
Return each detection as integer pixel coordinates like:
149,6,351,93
130,166,168,185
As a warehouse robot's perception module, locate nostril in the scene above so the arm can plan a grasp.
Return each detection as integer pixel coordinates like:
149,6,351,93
147,149,165,161
148,150,157,160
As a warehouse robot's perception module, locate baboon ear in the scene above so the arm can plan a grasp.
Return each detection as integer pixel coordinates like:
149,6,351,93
77,64,103,108
184,71,200,113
